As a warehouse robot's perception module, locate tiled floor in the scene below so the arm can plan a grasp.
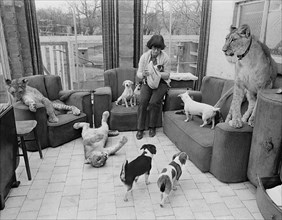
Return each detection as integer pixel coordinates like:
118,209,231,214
1,129,264,219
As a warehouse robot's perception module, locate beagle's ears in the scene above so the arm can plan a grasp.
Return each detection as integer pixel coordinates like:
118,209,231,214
172,152,188,164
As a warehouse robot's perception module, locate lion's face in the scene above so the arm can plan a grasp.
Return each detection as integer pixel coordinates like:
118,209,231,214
5,78,28,101
222,24,252,63
88,151,108,168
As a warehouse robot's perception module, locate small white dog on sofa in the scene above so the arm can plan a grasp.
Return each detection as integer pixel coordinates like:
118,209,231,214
178,91,220,129
115,80,134,108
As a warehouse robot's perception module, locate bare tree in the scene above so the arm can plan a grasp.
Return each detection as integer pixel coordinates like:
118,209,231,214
67,0,101,35
143,0,202,35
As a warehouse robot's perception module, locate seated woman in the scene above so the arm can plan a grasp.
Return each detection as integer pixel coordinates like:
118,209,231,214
136,35,171,140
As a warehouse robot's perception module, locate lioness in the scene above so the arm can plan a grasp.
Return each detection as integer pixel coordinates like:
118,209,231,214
221,24,277,128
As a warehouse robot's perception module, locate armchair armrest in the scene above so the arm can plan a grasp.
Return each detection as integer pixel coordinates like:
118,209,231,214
12,102,48,148
93,86,112,128
64,91,92,126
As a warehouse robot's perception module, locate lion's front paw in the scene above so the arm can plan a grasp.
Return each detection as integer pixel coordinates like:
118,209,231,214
241,115,248,123
29,104,37,112
228,118,243,128
120,136,128,145
71,106,80,115
48,115,59,123
248,116,255,127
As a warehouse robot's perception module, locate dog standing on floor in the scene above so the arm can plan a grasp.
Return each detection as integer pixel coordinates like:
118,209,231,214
178,91,220,129
120,144,157,201
115,80,134,108
157,152,188,207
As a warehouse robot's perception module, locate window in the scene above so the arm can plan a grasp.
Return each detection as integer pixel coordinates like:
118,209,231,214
0,16,11,104
142,0,202,75
234,0,282,70
35,0,103,90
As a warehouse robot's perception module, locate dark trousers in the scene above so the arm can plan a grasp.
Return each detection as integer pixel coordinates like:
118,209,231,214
137,81,168,130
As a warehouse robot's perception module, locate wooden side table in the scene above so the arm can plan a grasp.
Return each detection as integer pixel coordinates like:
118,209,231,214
247,89,282,186
0,105,20,210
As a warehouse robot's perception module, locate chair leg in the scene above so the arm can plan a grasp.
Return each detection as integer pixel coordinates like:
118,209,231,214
34,129,43,159
20,136,32,180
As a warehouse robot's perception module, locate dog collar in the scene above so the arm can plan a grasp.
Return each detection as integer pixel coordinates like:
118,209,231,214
237,37,252,60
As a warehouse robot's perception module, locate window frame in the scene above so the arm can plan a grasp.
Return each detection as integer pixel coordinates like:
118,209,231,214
233,0,282,67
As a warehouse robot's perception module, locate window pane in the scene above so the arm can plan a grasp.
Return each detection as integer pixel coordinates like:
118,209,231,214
35,0,103,90
265,0,282,56
0,23,9,104
143,0,201,74
238,1,264,39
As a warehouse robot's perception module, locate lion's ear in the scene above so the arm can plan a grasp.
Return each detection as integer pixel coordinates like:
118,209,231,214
5,79,11,86
22,78,28,86
238,24,251,37
230,25,237,32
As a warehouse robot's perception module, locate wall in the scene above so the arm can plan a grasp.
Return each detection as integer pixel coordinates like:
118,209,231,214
206,0,236,80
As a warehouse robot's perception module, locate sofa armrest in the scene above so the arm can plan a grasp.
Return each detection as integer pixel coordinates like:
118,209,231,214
93,86,112,128
210,122,253,182
164,88,202,111
64,92,92,126
12,102,49,148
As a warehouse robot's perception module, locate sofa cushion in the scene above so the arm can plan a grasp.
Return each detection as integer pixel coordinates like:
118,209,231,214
47,113,87,147
110,103,138,131
44,75,62,101
109,102,162,132
163,111,214,172
201,76,227,106
23,75,48,98
104,67,137,102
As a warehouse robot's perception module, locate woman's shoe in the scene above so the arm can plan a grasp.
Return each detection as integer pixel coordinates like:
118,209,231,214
136,130,144,140
149,128,156,137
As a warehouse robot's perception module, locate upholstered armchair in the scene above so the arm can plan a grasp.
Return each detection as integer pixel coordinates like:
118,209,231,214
93,67,162,131
12,75,92,149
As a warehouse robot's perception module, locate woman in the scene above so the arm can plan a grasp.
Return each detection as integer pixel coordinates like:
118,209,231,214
136,35,171,140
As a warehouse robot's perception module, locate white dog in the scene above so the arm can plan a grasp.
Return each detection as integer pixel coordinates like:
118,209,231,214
133,81,142,106
157,152,188,207
115,80,134,108
178,91,220,129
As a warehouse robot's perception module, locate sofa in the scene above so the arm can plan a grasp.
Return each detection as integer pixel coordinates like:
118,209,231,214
93,67,162,131
13,75,92,149
163,74,282,183
163,76,253,182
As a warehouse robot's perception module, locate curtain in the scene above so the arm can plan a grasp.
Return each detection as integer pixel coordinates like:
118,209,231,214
24,0,43,75
133,0,143,68
102,0,119,70
194,0,212,90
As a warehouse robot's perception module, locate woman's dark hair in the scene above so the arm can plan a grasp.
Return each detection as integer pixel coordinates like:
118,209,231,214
146,35,166,50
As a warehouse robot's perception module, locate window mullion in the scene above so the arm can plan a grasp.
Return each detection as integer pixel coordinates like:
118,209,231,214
259,0,270,43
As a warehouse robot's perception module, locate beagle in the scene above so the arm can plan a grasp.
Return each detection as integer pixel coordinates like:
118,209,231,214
157,152,188,207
